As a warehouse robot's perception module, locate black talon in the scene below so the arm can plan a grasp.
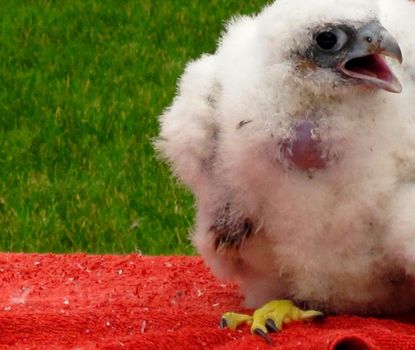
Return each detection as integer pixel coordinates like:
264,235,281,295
220,317,228,328
254,328,273,345
265,319,279,332
312,313,326,323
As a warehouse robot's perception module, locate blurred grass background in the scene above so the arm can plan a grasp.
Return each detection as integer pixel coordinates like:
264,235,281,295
0,0,269,254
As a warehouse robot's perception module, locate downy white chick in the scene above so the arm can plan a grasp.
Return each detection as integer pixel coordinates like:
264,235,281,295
156,0,415,335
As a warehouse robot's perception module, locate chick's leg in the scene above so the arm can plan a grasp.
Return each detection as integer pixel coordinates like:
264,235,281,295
221,300,323,342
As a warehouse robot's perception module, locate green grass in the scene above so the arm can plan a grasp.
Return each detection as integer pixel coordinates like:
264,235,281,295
0,0,270,254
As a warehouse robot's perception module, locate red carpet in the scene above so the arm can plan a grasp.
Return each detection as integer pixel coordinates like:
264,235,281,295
0,254,414,349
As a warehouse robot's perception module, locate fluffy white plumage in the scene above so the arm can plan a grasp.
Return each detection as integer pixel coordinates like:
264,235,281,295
156,0,415,315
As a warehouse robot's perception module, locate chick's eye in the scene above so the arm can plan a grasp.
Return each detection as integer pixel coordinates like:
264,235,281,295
315,29,347,52
316,32,337,50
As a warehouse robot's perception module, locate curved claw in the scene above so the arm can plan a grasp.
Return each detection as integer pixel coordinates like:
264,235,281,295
299,309,325,320
266,319,279,332
221,299,324,343
220,318,228,329
253,328,273,344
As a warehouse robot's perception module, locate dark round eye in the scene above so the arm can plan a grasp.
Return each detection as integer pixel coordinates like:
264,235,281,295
315,29,348,52
316,32,337,50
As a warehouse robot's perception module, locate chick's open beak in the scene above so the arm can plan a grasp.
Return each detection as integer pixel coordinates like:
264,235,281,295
339,21,403,93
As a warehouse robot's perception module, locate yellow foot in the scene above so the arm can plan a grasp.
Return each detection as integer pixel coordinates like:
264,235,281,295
220,300,324,343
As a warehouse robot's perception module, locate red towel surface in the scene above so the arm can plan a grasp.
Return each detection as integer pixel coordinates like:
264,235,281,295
0,254,414,349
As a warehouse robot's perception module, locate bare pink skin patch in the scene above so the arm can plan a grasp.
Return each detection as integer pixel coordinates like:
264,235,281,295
280,119,330,171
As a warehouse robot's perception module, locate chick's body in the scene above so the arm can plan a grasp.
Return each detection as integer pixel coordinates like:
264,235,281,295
157,0,415,315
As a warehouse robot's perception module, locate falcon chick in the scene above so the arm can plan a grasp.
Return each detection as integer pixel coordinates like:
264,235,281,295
156,0,415,337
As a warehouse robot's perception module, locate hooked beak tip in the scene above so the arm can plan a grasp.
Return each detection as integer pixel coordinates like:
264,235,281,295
381,42,403,65
379,27,403,64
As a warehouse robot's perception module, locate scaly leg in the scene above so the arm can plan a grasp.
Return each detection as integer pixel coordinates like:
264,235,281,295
221,300,323,343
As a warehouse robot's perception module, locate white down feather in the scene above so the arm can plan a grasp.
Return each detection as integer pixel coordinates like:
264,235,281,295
157,0,415,314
